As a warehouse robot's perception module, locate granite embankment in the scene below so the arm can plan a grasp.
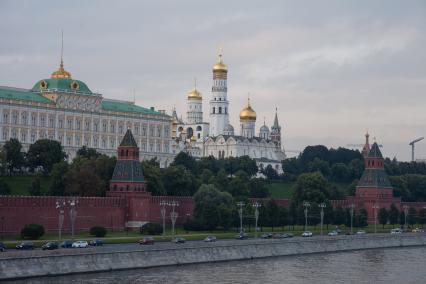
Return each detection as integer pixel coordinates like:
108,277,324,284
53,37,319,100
1,234,425,280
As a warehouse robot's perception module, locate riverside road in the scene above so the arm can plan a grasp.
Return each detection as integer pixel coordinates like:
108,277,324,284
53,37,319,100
0,233,414,259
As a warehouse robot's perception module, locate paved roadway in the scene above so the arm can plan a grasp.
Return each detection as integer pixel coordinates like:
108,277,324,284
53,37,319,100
0,232,415,260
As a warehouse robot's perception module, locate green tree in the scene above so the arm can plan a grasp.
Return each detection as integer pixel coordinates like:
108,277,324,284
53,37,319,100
248,178,270,198
65,158,105,196
193,184,234,230
331,163,350,182
418,208,426,227
228,170,250,198
378,208,389,228
293,172,330,204
307,158,330,176
265,199,280,231
77,146,101,159
3,138,24,175
388,204,399,227
48,161,69,196
141,159,165,195
21,224,45,240
356,208,368,227
408,207,418,226
263,165,279,180
27,139,67,175
0,179,11,195
170,152,197,174
163,165,196,196
235,156,258,177
28,176,42,196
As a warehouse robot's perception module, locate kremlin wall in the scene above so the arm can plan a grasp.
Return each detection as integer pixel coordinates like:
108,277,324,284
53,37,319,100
1,130,426,235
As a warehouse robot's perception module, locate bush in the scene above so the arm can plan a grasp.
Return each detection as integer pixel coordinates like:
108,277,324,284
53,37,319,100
140,223,162,235
89,226,107,237
0,180,10,195
183,218,205,231
21,224,45,240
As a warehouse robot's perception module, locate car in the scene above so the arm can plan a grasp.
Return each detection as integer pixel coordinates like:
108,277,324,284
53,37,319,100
282,233,294,238
271,233,283,239
391,228,403,235
72,241,89,248
261,233,273,239
356,230,366,235
328,231,338,236
172,237,186,244
0,242,6,252
139,237,155,245
302,231,313,237
60,240,74,248
42,241,59,250
204,236,217,242
89,239,104,246
16,241,35,250
235,233,248,240
412,228,424,233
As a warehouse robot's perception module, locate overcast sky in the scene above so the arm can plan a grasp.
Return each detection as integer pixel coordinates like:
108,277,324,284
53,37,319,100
1,0,425,161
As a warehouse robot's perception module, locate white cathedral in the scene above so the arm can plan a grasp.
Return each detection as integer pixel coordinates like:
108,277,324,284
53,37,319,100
171,52,286,174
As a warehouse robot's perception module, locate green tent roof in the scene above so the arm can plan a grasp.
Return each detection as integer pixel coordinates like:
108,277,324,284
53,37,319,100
110,160,145,183
120,129,138,147
31,78,92,94
0,86,54,104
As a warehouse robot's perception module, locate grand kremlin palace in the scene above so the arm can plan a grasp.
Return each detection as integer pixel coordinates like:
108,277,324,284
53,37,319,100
0,59,175,167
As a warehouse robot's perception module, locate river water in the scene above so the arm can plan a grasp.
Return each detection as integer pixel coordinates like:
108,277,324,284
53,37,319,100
10,247,426,284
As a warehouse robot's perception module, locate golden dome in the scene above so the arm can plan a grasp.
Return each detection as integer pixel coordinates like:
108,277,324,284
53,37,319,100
51,60,72,79
213,53,228,72
190,135,197,142
240,98,257,121
187,88,202,100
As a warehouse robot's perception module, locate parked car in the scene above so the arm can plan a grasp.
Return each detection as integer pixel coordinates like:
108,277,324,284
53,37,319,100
0,242,6,252
42,242,59,250
60,240,74,248
139,237,155,245
172,237,186,244
204,236,217,242
16,241,35,250
282,233,294,238
235,233,248,240
391,228,403,235
72,241,89,248
302,231,313,237
89,239,104,246
271,233,283,239
412,228,424,233
356,230,366,235
261,233,273,239
328,231,338,236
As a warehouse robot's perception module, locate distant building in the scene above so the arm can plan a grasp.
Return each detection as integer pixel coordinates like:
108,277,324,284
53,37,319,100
0,58,174,167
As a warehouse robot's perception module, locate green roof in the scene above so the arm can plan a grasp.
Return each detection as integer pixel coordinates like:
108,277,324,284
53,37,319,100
31,78,92,94
101,100,163,115
111,160,145,183
0,87,54,104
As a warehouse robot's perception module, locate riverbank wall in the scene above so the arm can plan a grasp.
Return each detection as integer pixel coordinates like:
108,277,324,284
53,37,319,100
1,234,426,280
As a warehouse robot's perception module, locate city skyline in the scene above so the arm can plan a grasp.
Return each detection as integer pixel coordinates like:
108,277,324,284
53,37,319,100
1,0,425,160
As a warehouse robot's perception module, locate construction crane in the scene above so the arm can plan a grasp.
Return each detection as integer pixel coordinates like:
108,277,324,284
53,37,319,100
409,137,424,162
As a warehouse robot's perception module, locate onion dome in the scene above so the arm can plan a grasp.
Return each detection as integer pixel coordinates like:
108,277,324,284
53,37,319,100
260,124,269,132
213,52,228,72
187,88,202,100
51,60,72,79
240,98,257,121
223,124,235,135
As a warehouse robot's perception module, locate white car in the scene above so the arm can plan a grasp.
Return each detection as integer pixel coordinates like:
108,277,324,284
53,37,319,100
72,241,89,248
328,231,338,236
356,230,366,235
390,228,403,235
302,231,313,237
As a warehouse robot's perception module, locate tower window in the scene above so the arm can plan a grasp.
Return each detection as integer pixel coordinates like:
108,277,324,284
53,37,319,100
219,107,222,114
225,107,227,114
213,107,215,114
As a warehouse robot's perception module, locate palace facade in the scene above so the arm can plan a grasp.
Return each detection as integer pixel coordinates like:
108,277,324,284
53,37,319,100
0,59,174,167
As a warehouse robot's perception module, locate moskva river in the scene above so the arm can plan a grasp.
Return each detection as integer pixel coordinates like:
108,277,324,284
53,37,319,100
11,247,426,284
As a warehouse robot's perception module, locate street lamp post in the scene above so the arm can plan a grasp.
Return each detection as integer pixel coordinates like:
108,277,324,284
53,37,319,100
68,198,78,240
319,203,326,236
160,201,168,237
237,202,245,234
303,201,310,232
349,204,355,235
252,202,261,238
55,199,65,241
403,205,409,231
169,201,179,237
372,204,379,234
